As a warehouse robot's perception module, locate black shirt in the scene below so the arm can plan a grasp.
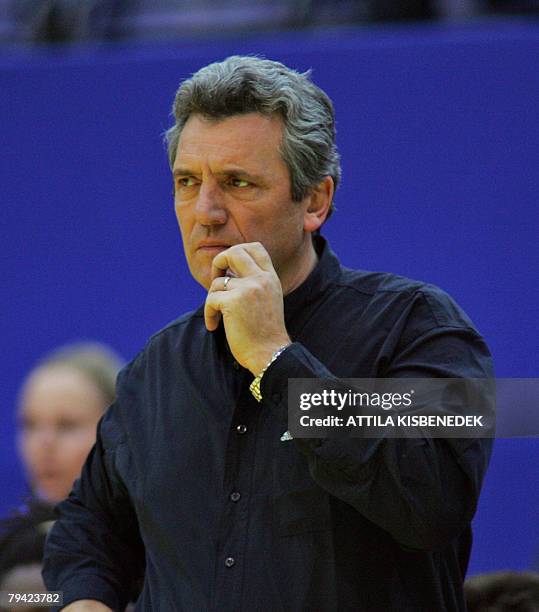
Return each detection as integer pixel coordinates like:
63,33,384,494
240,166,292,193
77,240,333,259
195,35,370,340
43,236,493,611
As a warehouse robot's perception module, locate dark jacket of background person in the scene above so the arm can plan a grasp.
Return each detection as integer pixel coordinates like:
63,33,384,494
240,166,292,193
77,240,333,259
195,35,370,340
43,237,493,611
0,499,55,611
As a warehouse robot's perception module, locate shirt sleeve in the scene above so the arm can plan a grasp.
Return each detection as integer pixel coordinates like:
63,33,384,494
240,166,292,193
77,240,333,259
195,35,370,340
42,402,145,611
261,290,494,552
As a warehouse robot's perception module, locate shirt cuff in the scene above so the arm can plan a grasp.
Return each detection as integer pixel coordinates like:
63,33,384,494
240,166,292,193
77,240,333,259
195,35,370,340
260,342,324,407
51,573,123,611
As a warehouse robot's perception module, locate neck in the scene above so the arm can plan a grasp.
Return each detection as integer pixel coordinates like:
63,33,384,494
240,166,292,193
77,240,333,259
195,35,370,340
281,237,318,296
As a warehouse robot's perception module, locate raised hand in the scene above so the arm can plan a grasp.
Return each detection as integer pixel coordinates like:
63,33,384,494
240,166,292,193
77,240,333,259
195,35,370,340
204,242,291,376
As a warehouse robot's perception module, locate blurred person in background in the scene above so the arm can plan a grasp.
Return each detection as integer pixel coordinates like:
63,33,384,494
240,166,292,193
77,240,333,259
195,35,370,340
0,502,54,612
16,342,123,504
0,503,136,612
465,571,539,611
4,0,538,47
0,343,124,609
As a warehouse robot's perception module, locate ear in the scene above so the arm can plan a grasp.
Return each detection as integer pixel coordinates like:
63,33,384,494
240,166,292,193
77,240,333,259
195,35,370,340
303,176,334,233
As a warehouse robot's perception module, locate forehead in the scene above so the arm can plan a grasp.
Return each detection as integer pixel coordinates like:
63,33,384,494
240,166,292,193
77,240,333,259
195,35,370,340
19,365,105,417
174,112,285,169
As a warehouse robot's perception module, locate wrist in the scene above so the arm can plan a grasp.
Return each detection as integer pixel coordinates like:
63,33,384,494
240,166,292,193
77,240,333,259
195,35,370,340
248,339,291,377
249,343,291,403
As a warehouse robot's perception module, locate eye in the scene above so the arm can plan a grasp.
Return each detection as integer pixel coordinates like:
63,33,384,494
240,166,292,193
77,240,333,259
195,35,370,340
56,420,80,432
230,178,250,188
176,176,197,188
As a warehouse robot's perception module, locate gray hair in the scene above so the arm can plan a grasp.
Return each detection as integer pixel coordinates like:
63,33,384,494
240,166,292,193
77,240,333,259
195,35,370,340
165,55,341,219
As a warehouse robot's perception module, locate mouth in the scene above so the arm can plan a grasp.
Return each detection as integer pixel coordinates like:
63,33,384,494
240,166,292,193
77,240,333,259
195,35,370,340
196,243,230,253
36,469,61,481
35,474,63,492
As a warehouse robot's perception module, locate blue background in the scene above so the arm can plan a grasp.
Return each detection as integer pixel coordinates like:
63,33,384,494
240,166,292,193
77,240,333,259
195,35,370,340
1,21,538,574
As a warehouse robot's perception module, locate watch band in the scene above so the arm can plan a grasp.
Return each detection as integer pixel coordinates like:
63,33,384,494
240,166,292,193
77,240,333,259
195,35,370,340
249,344,290,402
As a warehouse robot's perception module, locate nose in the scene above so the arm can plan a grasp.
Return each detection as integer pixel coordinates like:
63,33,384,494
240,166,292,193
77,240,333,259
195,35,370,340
34,426,57,451
194,179,227,227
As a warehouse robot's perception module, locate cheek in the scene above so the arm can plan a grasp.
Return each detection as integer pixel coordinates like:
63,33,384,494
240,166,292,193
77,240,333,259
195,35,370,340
175,204,192,234
178,222,197,261
58,428,97,464
18,437,33,468
18,431,41,465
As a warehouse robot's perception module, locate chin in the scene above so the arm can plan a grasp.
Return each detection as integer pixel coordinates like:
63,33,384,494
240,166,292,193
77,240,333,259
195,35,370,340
194,273,212,290
37,484,68,504
186,260,210,289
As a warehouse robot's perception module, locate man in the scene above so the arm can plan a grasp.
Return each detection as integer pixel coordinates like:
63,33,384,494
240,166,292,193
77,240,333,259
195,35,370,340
43,56,493,611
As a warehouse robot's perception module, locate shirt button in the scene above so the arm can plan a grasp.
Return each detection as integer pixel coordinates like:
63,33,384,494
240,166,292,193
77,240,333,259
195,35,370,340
233,361,240,370
230,491,241,502
236,424,247,434
225,557,235,568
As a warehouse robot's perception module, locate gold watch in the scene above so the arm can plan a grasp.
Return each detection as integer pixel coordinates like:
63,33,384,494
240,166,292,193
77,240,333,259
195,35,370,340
249,344,290,402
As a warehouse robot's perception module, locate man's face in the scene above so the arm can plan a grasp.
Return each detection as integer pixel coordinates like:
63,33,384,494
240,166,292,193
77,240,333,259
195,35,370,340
173,112,312,290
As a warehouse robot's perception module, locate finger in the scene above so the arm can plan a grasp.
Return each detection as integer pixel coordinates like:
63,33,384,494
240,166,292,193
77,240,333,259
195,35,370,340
204,291,224,331
209,275,236,294
238,242,274,272
211,245,260,281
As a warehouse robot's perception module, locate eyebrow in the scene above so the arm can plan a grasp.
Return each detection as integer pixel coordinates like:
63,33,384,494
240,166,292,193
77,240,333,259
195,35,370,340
173,168,193,177
172,168,265,183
